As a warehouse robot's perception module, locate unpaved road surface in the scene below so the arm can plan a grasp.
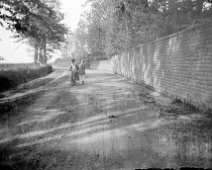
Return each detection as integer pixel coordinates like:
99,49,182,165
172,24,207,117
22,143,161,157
0,69,212,170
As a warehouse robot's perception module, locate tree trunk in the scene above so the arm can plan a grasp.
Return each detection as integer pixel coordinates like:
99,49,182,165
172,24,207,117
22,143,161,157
38,44,43,65
38,36,47,65
34,43,39,65
43,35,47,65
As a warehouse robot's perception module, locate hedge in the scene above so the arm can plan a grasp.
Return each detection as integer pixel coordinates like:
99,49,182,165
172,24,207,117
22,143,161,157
0,65,53,92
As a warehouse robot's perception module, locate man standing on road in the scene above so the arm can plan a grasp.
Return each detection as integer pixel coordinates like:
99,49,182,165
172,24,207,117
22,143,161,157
79,59,86,85
70,58,79,85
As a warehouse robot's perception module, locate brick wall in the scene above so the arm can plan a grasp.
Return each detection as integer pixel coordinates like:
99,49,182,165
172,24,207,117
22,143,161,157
95,22,212,111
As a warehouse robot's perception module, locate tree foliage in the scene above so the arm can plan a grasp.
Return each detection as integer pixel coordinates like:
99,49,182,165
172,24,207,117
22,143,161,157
75,0,212,59
0,0,68,64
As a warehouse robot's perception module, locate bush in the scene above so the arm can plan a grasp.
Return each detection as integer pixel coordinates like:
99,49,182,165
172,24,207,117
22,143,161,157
0,65,53,92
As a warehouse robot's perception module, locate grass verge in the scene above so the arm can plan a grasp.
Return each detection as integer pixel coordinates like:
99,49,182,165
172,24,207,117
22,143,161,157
0,65,53,92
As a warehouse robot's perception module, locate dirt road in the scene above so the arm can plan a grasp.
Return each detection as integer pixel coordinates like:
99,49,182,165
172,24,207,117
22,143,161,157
0,68,212,169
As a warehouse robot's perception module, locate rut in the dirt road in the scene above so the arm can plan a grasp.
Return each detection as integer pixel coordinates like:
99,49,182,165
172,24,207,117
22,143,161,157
0,69,212,170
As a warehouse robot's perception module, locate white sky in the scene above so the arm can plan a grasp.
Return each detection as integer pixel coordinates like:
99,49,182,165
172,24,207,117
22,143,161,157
0,0,86,63
60,0,86,31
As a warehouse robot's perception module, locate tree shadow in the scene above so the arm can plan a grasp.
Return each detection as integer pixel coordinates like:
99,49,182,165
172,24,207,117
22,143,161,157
0,69,212,169
0,91,44,124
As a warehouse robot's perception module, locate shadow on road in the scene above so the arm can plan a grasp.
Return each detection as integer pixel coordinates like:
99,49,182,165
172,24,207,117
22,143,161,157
0,69,212,169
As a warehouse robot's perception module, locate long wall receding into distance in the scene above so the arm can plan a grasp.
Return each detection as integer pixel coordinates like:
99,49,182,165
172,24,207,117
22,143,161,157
94,22,212,111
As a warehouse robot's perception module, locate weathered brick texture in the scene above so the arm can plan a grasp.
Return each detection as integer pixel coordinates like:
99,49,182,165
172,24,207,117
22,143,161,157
93,22,212,110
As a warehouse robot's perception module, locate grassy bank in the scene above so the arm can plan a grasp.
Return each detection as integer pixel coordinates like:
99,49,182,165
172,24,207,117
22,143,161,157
0,64,53,92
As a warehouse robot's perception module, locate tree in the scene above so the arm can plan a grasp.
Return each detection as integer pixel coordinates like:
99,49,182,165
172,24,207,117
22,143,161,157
0,0,68,64
75,0,212,60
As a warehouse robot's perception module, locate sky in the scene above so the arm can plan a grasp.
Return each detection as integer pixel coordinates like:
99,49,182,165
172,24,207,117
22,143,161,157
60,0,86,31
0,0,86,63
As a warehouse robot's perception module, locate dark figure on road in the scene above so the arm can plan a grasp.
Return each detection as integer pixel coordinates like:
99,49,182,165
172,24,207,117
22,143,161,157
70,59,79,85
79,59,86,85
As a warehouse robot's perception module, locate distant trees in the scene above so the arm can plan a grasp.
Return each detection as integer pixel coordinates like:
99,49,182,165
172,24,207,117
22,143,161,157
0,0,68,64
75,0,212,60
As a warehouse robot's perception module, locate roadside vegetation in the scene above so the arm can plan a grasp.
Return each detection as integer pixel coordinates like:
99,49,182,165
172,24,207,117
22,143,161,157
0,64,53,92
72,0,212,60
0,0,67,92
53,57,90,69
53,58,75,68
0,0,68,65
